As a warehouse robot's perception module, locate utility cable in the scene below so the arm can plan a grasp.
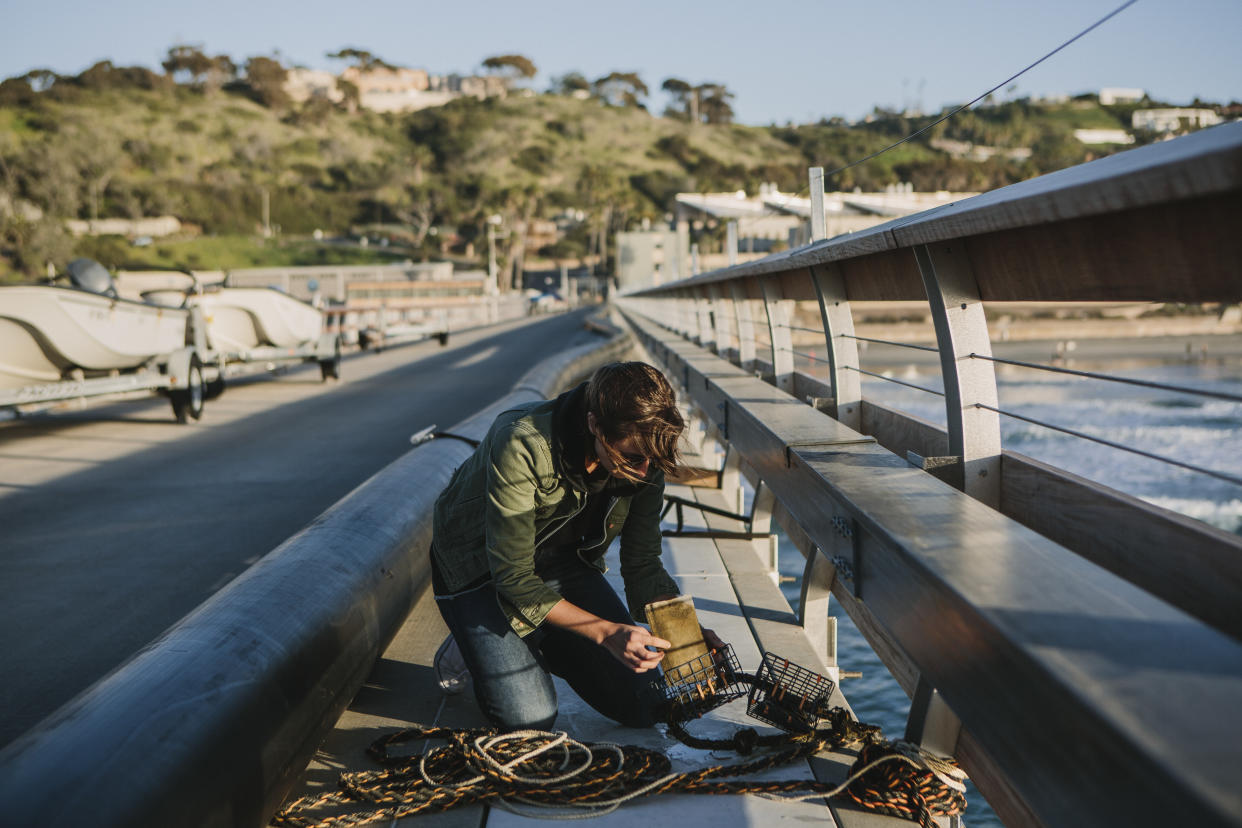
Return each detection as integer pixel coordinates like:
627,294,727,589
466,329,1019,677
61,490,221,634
807,0,1140,190
682,1,1140,260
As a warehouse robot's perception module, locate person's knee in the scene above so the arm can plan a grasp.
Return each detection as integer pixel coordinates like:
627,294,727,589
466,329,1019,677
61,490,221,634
486,696,558,731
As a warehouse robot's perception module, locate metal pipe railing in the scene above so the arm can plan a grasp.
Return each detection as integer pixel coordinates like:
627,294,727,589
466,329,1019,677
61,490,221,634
0,313,634,827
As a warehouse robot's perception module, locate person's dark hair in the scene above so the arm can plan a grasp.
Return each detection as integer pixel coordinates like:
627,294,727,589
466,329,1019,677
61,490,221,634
586,362,683,481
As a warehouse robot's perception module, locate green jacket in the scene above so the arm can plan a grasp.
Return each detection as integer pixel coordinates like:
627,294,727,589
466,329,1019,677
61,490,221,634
431,383,679,636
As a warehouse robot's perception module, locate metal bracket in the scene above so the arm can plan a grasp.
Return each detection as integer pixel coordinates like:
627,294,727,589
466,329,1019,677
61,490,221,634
805,395,837,417
905,674,962,758
907,451,965,490
660,494,769,540
827,514,861,598
716,400,729,440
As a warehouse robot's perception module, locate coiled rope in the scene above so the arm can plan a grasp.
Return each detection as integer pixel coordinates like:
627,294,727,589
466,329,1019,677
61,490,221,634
273,710,966,828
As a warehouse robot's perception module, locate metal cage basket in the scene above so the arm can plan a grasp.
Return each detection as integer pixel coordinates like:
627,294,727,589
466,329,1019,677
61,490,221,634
746,652,836,734
651,644,746,720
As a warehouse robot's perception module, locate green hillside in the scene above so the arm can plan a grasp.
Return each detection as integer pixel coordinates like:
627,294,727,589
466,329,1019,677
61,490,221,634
0,68,1170,281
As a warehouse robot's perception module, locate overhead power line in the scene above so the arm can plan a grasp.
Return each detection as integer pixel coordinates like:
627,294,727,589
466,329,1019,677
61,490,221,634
815,0,1140,184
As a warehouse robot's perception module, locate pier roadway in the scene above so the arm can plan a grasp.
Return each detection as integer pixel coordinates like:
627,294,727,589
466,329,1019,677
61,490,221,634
0,308,602,748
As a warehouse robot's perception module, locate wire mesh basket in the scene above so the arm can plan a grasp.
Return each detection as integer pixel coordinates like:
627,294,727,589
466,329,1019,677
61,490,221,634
747,652,836,734
651,644,746,720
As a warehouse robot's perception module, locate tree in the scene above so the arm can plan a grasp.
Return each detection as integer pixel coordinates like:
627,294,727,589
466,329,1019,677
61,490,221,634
162,44,212,86
327,48,396,71
661,77,696,121
593,72,648,108
481,54,537,80
662,78,733,124
698,83,734,125
0,77,35,106
550,72,590,96
204,55,237,95
22,69,60,93
336,78,360,113
1,215,75,277
244,56,289,109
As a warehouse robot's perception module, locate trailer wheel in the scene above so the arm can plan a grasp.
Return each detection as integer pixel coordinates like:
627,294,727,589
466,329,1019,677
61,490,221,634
319,338,342,381
205,356,226,400
437,331,449,347
171,355,205,424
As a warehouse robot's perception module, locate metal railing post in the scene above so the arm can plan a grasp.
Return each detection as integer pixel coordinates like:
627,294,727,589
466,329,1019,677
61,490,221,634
799,549,838,678
761,279,795,393
731,281,758,372
915,243,1002,507
809,166,827,243
678,291,698,340
707,283,736,363
719,443,745,515
694,287,715,352
750,481,778,575
810,262,862,429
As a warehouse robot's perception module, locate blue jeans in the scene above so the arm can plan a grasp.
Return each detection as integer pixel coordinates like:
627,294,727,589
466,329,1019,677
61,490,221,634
435,553,664,730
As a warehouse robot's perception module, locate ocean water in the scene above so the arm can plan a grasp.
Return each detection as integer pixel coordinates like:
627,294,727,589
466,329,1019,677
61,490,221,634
771,357,1241,826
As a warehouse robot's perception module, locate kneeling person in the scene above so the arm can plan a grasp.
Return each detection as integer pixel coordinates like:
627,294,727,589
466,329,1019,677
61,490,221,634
430,361,719,729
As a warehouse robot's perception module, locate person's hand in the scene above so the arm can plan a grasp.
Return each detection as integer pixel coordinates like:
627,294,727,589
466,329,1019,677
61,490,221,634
601,623,672,673
702,627,726,653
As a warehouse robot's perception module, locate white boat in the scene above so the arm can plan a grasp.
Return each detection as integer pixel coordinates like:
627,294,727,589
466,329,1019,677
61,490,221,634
193,288,323,352
0,281,188,391
138,282,324,353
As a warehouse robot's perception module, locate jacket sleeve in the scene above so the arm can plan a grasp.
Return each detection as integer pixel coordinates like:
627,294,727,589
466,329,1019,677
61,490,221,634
485,423,564,630
618,469,680,623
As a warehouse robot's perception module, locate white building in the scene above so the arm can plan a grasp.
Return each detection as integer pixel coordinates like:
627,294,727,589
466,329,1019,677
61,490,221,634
1132,108,1222,134
1099,88,1145,105
616,229,688,292
1073,128,1135,145
284,68,344,104
283,66,508,113
675,184,981,255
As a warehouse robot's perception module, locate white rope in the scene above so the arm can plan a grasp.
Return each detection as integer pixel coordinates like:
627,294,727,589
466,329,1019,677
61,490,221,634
412,728,968,819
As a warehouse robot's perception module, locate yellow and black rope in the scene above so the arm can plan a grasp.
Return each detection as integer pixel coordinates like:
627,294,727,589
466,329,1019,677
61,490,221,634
273,711,966,828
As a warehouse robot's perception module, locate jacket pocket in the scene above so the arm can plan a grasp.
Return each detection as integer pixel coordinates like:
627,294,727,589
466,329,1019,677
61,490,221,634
440,494,486,549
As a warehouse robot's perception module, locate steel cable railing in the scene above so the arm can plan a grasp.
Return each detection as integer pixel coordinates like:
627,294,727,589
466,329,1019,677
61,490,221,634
788,348,834,366
679,306,1240,489
841,333,940,354
968,352,1242,404
974,400,1242,488
846,365,946,397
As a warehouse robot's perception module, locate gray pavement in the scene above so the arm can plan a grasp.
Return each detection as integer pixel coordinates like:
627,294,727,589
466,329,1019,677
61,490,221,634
0,309,604,747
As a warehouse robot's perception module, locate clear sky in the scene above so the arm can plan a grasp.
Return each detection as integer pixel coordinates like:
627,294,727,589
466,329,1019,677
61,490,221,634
2,0,1239,124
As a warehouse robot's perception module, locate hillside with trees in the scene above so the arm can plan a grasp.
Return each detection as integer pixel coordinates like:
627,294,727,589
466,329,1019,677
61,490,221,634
0,47,1211,281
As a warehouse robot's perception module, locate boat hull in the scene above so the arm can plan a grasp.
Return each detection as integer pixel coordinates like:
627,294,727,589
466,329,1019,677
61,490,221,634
196,288,323,351
0,286,188,390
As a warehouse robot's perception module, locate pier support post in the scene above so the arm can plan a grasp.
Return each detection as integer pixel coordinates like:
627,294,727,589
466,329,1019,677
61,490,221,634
800,549,838,677
761,279,795,393
915,243,1001,508
707,283,736,363
809,262,862,430
694,287,715,352
731,281,758,373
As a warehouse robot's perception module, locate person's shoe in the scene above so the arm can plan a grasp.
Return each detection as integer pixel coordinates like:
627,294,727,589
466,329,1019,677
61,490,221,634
433,633,471,695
